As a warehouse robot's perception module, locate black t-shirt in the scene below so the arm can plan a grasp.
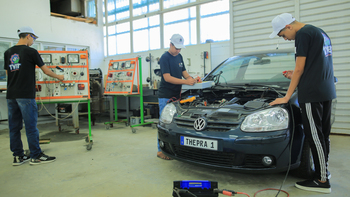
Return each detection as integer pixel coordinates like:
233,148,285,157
295,25,336,103
158,52,186,99
4,45,44,99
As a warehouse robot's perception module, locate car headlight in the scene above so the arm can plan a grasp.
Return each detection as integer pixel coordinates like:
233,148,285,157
241,107,289,132
160,103,176,124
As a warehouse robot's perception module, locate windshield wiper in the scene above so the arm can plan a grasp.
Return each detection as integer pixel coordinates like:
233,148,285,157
244,84,288,91
207,71,224,85
215,83,246,90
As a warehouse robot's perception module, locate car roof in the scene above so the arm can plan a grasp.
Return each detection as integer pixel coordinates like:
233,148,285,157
235,48,294,57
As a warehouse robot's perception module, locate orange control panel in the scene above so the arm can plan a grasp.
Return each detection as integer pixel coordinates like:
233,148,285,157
104,57,139,95
35,51,90,101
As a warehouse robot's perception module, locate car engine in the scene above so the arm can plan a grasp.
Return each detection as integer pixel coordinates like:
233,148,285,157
179,88,284,110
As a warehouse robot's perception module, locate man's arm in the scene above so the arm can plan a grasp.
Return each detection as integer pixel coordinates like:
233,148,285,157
270,56,306,105
182,70,192,79
40,65,64,81
163,73,196,85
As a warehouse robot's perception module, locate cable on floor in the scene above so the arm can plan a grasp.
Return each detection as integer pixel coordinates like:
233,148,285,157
254,188,289,197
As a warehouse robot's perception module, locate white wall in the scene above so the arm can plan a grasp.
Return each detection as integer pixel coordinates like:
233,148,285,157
0,0,104,69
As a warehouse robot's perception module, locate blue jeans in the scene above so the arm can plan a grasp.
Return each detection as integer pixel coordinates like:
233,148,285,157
157,98,170,152
7,99,41,158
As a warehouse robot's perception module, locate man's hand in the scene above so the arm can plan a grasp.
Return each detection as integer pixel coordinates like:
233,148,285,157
58,75,64,81
186,77,197,85
269,97,289,106
283,70,293,79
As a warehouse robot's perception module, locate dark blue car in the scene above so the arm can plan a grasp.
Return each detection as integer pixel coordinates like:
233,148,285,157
157,49,336,178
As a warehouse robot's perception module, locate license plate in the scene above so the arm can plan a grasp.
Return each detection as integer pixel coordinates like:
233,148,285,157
180,136,218,151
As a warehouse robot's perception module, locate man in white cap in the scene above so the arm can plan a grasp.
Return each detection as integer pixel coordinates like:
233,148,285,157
157,34,196,160
4,26,64,166
269,13,336,193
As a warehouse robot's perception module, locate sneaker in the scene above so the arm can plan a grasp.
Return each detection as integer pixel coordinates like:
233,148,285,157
29,153,56,165
295,179,331,193
13,155,30,166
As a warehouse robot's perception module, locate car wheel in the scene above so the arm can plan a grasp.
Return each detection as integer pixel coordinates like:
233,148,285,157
294,140,315,179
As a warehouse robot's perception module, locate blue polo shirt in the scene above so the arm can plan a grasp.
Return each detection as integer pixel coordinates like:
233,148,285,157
158,51,186,99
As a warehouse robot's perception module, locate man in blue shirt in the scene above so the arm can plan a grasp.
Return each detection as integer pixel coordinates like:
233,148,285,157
157,34,196,160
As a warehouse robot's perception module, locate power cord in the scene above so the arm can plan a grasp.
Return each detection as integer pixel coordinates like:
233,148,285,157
173,188,251,197
214,188,250,197
265,88,295,197
273,101,294,197
38,96,81,121
254,188,289,197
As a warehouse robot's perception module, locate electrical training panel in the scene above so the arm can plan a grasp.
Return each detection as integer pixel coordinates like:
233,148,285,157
104,57,139,95
35,51,90,101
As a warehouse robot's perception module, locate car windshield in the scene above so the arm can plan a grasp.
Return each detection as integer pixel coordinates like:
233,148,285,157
205,52,295,88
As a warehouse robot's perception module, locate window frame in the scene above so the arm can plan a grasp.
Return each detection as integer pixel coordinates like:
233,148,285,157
103,0,230,57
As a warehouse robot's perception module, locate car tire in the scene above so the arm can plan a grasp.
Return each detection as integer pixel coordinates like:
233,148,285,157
294,140,315,179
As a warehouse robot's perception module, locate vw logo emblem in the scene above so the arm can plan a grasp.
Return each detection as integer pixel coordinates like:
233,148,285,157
194,117,207,131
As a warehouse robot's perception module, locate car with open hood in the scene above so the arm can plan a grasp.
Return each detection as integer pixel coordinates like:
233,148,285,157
157,49,336,177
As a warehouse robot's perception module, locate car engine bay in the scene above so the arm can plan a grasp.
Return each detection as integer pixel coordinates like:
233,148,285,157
179,87,286,110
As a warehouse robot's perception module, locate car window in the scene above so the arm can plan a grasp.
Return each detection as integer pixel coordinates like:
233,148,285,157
207,52,295,85
244,53,295,82
214,57,248,83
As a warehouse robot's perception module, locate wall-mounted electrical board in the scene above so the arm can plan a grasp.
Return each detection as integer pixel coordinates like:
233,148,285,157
104,58,139,95
35,51,90,101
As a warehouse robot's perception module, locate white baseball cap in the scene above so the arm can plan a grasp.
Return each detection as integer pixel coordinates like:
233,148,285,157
269,13,295,38
17,26,39,38
170,34,185,49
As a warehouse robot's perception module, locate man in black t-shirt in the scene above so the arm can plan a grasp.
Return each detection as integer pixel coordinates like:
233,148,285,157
4,26,64,166
157,34,196,160
269,13,336,193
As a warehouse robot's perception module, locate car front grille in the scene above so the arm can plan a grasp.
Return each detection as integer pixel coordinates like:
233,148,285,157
170,143,235,168
161,142,274,169
174,117,239,132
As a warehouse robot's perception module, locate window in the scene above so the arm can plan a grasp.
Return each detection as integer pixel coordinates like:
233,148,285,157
163,7,196,48
30,44,40,50
103,0,106,24
104,26,107,56
163,0,195,9
107,0,129,23
133,15,160,52
133,0,160,17
87,0,96,18
200,0,229,43
43,46,65,51
0,41,11,85
108,22,131,55
66,47,87,51
108,25,117,56
103,0,231,56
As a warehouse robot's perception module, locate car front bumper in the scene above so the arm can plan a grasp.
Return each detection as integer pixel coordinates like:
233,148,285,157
157,123,302,173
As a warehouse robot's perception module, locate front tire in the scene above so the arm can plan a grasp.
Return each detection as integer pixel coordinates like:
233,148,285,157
294,140,315,179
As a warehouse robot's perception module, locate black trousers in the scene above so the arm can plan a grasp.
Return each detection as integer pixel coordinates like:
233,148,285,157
300,100,332,182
